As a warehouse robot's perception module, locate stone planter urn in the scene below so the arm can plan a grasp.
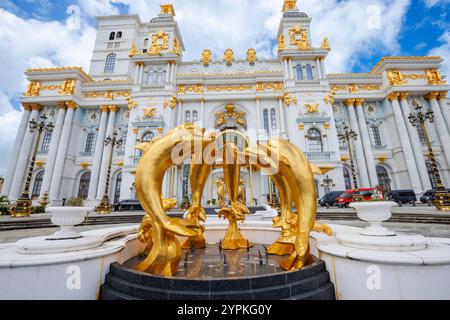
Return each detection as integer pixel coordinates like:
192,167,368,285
350,201,397,236
46,207,92,240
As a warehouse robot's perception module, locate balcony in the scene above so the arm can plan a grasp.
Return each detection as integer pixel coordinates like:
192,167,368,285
306,152,334,161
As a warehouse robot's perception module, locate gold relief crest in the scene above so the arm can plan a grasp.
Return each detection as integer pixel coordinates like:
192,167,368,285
173,38,181,56
149,31,170,55
25,81,41,97
387,70,407,86
305,103,319,113
426,69,445,85
59,80,75,96
278,34,286,51
129,43,139,57
143,107,157,119
289,26,310,50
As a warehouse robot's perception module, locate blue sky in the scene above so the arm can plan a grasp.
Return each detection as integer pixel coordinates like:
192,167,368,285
0,0,449,175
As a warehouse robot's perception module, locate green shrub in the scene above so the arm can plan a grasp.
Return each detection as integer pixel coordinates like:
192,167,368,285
65,198,84,207
32,205,46,214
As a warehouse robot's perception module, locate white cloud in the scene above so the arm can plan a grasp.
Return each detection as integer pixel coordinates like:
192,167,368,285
423,0,450,7
0,91,22,175
429,31,450,76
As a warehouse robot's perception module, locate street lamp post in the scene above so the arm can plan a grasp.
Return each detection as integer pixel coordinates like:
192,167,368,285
95,131,124,214
10,115,54,218
408,105,450,211
338,123,359,189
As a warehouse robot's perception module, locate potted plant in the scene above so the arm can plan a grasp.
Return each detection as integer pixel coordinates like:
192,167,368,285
0,196,10,216
46,198,93,240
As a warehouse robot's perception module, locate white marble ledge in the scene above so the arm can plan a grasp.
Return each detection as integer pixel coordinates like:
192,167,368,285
0,225,140,268
318,242,450,266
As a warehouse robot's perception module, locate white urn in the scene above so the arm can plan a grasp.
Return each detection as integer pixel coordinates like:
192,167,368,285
46,207,92,240
350,201,397,236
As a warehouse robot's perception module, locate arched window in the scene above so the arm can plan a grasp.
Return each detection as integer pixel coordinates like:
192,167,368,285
84,132,96,154
114,172,122,204
41,132,52,152
426,162,439,189
369,126,382,147
263,109,269,134
142,132,154,142
145,69,155,85
116,31,122,39
77,172,91,199
270,109,277,130
109,32,116,41
104,53,117,73
296,64,303,80
307,128,323,152
32,171,44,198
343,167,352,190
119,131,127,153
156,70,165,85
305,64,313,80
185,111,191,123
376,166,391,192
193,110,199,122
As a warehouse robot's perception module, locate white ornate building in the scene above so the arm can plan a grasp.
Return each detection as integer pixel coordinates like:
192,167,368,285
2,1,450,207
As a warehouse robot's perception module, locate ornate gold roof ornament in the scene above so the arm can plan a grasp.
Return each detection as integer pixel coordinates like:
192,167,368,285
278,34,286,52
348,84,359,93
129,43,138,57
289,26,310,50
282,0,297,12
173,38,181,56
321,38,330,50
201,49,212,65
127,97,138,110
247,48,257,64
143,107,157,119
283,92,297,106
387,70,407,86
426,69,446,85
160,4,175,16
223,48,234,64
149,31,170,55
24,81,41,97
59,80,75,96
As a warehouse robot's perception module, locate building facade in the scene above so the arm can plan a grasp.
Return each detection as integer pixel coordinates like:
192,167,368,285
2,1,450,207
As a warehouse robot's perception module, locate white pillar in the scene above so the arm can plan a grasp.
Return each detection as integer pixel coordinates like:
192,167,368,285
177,100,183,125
2,104,32,197
346,99,370,188
283,59,289,81
355,99,378,187
49,103,77,201
399,93,431,191
438,92,450,133
40,104,67,198
256,98,262,140
165,63,171,84
171,63,177,83
96,105,118,200
320,59,326,77
278,97,288,138
134,63,140,84
88,106,109,201
427,92,450,168
389,93,423,193
288,59,293,80
316,58,323,79
199,99,204,127
9,105,43,200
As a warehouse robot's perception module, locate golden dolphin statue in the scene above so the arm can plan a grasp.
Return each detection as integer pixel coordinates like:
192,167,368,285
244,138,327,270
134,124,215,276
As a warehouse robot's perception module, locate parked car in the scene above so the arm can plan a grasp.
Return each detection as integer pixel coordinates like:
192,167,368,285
319,191,345,207
335,188,377,208
114,199,143,212
385,190,417,205
420,189,450,205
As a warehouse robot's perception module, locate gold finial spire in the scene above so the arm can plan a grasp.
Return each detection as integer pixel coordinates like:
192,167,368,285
160,4,175,16
282,0,297,12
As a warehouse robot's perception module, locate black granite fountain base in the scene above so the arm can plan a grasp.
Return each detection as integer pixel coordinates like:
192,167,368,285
100,245,335,300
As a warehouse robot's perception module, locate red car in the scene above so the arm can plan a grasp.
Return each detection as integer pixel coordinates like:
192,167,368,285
336,188,377,208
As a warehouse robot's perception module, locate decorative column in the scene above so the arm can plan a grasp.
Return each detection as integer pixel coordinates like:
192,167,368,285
9,104,43,200
49,102,77,201
288,59,294,80
399,93,431,191
165,62,171,83
96,105,118,200
355,99,378,187
278,97,287,138
2,104,32,197
437,92,450,132
39,103,67,198
388,93,422,193
177,100,183,125
345,99,370,188
316,58,323,79
134,63,140,84
426,92,450,168
88,106,110,201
